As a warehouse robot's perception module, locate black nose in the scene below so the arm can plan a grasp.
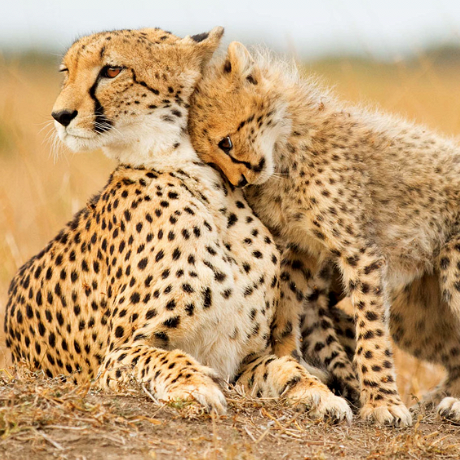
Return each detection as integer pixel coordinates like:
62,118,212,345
237,176,248,187
51,110,78,127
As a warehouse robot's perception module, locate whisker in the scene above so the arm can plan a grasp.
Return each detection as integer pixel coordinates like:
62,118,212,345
38,121,55,135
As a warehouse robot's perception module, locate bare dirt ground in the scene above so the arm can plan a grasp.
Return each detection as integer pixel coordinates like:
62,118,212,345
1,367,459,460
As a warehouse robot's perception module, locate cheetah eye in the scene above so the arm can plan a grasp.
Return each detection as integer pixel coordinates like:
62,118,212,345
218,136,233,154
100,66,123,79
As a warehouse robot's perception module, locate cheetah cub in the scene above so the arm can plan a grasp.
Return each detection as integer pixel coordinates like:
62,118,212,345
189,42,460,426
4,28,351,421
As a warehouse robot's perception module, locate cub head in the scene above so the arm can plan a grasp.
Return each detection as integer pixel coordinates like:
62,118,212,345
52,27,223,160
189,42,290,187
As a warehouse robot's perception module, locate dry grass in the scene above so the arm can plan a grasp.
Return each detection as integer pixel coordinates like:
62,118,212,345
1,365,459,459
1,51,460,458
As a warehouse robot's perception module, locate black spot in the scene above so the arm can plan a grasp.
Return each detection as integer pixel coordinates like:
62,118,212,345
166,300,176,310
154,331,169,343
365,311,379,321
363,330,375,340
130,292,140,304
182,284,194,293
440,257,450,270
203,287,212,308
227,213,238,227
164,316,180,328
146,309,157,319
138,258,148,270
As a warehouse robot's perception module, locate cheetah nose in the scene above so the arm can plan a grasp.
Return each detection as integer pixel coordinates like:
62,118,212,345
52,110,78,127
237,176,248,188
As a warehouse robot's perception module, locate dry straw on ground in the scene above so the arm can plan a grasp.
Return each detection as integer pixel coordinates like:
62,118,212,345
1,50,460,458
0,365,459,459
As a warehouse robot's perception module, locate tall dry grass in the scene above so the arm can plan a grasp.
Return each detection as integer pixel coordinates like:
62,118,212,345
1,51,459,404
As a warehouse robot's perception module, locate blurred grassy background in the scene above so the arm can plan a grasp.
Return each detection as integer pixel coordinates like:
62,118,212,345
1,48,459,404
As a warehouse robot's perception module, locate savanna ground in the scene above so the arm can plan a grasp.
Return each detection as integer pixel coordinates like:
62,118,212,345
1,48,460,459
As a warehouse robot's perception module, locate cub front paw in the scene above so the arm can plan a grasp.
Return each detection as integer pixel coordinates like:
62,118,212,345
437,397,460,422
361,401,412,427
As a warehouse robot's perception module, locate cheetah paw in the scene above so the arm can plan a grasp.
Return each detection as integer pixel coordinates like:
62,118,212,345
361,402,412,427
437,397,460,422
163,371,227,415
286,384,353,424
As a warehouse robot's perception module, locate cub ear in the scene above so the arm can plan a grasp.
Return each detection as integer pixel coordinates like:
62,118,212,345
181,26,224,69
224,42,260,85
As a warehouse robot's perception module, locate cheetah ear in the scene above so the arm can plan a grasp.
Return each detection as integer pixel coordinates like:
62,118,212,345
181,26,224,70
225,42,260,85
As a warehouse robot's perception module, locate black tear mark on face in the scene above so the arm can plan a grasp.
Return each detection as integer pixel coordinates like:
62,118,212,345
190,32,209,43
227,153,253,170
89,75,112,134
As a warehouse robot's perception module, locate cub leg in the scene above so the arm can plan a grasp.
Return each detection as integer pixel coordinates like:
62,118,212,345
339,248,412,426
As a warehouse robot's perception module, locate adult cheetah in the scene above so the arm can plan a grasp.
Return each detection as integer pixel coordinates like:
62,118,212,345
188,41,460,425
4,27,351,420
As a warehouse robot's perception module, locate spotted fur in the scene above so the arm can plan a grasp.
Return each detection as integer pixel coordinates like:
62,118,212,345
4,29,351,421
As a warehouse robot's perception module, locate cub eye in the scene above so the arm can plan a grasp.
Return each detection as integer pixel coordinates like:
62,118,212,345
218,136,233,154
101,66,123,78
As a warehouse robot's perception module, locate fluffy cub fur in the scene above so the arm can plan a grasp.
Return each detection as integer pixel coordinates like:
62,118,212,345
188,41,460,425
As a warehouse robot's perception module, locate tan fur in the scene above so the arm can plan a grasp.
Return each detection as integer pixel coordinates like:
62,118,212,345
189,41,460,425
4,29,351,421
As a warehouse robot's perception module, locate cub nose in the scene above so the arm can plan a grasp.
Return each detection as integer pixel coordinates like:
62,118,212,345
51,110,78,127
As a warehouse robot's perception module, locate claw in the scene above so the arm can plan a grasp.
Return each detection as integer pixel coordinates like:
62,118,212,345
437,397,460,422
361,402,412,427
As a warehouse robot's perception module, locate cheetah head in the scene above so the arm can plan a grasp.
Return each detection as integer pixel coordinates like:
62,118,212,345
52,27,223,163
189,42,290,187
